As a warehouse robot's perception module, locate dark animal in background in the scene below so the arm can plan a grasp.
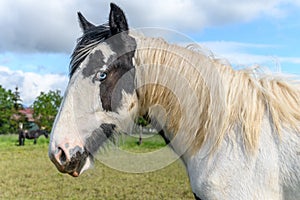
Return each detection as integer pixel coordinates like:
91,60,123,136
19,129,49,146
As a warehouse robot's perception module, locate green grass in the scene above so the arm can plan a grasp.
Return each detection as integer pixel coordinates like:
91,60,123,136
0,134,49,147
0,134,194,199
120,134,167,152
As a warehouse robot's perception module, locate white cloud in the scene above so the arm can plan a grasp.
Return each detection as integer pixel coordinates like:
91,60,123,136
0,0,299,53
200,41,276,53
121,0,287,28
0,66,68,106
197,41,300,74
198,41,276,64
280,57,300,64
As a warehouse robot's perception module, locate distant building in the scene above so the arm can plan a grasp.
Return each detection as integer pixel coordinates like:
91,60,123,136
13,108,39,131
18,108,34,122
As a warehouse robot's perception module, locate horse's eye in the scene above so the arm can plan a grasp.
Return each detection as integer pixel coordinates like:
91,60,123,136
97,72,107,81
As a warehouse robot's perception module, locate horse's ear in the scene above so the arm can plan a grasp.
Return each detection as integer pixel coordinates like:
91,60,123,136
78,12,96,32
109,3,129,35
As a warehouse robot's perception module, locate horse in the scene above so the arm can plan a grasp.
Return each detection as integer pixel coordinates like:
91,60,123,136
49,3,300,199
19,129,49,145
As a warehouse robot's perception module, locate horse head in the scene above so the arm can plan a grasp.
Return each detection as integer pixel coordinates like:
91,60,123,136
49,3,138,177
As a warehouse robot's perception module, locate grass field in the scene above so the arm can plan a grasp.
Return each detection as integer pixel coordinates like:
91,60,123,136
0,134,194,199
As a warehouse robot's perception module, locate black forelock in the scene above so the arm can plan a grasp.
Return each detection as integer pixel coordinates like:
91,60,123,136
69,24,111,78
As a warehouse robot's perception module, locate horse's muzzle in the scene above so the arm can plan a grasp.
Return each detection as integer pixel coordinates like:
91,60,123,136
49,144,90,177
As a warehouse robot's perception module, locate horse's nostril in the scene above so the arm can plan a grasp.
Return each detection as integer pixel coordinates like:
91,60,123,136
58,147,67,164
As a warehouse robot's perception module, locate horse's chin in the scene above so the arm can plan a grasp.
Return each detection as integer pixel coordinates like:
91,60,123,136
68,155,94,177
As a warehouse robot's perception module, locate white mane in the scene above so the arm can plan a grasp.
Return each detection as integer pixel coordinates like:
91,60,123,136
131,34,300,154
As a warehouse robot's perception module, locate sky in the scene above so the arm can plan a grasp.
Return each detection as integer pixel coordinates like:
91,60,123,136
0,0,300,105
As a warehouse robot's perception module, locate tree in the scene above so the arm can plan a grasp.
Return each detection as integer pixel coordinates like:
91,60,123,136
0,85,15,134
11,86,28,132
12,86,23,110
32,90,63,132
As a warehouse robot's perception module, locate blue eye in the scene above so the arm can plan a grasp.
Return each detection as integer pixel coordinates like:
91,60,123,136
97,72,107,81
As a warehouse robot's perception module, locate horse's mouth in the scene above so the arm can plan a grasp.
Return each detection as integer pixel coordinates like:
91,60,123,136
49,147,93,177
69,171,80,177
67,155,93,177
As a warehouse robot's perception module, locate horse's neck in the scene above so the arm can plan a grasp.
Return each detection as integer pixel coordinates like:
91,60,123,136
133,36,300,156
133,37,231,154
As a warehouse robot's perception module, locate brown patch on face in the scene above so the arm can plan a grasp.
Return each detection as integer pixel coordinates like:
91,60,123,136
100,65,135,111
98,33,136,112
